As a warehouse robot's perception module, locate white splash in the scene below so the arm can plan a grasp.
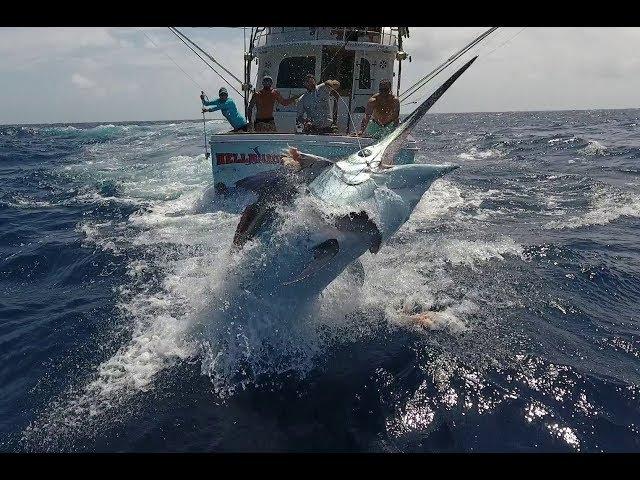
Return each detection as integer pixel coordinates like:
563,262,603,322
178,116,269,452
545,185,640,229
458,147,504,161
579,140,608,156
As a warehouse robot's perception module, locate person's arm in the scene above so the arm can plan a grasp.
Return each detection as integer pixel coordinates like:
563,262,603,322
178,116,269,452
392,98,400,127
296,94,305,124
275,89,300,107
202,98,221,112
358,98,375,135
320,81,341,105
247,94,256,122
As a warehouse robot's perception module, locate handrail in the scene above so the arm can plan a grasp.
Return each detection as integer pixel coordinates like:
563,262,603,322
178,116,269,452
254,27,397,49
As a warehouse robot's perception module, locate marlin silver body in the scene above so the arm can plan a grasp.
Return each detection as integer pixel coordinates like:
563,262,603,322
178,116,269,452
222,57,478,303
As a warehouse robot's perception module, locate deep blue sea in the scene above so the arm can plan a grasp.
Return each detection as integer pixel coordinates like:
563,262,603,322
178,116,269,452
1,110,640,452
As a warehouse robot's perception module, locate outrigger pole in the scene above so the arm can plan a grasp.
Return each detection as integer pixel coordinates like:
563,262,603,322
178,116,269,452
168,27,244,96
244,27,250,118
399,26,498,104
396,27,410,98
243,27,265,118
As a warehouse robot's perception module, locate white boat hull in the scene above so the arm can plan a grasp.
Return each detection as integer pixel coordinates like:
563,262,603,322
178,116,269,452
209,133,418,188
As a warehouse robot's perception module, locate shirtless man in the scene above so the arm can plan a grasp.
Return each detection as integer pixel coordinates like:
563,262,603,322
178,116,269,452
357,79,400,139
247,76,299,132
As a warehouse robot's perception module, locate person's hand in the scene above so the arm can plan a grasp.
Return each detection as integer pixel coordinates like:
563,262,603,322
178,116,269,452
330,80,342,93
282,147,301,171
200,91,206,103
202,108,209,114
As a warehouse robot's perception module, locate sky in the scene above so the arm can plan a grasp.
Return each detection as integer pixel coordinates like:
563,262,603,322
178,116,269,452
1,27,639,125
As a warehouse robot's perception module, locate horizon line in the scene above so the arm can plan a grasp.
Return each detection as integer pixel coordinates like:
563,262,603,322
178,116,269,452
2,106,639,127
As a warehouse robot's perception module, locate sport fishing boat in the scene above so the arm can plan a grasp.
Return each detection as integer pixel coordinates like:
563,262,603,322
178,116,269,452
170,27,416,189
167,26,499,190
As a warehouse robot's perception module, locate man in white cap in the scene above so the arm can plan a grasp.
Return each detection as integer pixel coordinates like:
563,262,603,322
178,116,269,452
296,74,341,134
247,75,300,132
201,87,249,133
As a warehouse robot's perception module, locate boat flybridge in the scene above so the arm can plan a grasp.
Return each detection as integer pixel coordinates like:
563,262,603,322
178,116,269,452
207,27,417,190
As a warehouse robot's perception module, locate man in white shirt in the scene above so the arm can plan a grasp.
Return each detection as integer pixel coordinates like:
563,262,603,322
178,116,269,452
296,74,341,134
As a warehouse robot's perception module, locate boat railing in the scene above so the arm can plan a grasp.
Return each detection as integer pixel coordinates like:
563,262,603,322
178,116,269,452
254,27,398,49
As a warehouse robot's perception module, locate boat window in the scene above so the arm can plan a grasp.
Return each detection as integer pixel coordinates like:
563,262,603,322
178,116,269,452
276,56,316,88
321,46,354,97
358,58,371,90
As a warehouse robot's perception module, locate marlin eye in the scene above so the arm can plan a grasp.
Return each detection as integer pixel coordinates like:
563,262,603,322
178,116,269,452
357,149,372,157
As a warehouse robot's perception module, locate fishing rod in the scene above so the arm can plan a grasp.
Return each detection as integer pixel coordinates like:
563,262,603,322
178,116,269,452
201,91,210,159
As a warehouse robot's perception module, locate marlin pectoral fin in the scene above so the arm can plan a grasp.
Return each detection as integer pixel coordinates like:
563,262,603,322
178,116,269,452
282,238,339,286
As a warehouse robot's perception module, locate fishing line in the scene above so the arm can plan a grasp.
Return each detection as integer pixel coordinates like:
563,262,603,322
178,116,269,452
138,28,206,91
400,27,526,107
399,27,498,103
170,27,244,85
336,93,362,150
320,36,350,77
484,27,527,57
169,27,243,96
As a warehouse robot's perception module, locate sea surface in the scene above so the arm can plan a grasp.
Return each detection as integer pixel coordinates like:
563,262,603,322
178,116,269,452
1,109,639,452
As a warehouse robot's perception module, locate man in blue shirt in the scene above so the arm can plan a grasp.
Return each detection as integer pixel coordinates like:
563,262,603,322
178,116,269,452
201,87,249,132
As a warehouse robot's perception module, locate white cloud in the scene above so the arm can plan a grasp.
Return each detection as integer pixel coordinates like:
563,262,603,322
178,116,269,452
401,27,640,113
0,28,118,70
1,27,639,124
71,73,96,89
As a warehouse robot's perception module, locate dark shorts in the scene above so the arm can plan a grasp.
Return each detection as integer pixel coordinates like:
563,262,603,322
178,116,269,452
254,118,277,132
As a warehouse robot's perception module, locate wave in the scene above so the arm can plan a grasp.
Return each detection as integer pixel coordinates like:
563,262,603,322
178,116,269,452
439,237,524,268
545,185,640,229
578,140,608,156
458,147,505,161
39,124,141,141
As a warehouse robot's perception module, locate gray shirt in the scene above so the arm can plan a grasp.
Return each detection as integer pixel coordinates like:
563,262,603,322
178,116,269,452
296,83,333,128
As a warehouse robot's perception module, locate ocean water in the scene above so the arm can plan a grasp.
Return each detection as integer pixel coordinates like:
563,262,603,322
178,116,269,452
1,110,639,452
